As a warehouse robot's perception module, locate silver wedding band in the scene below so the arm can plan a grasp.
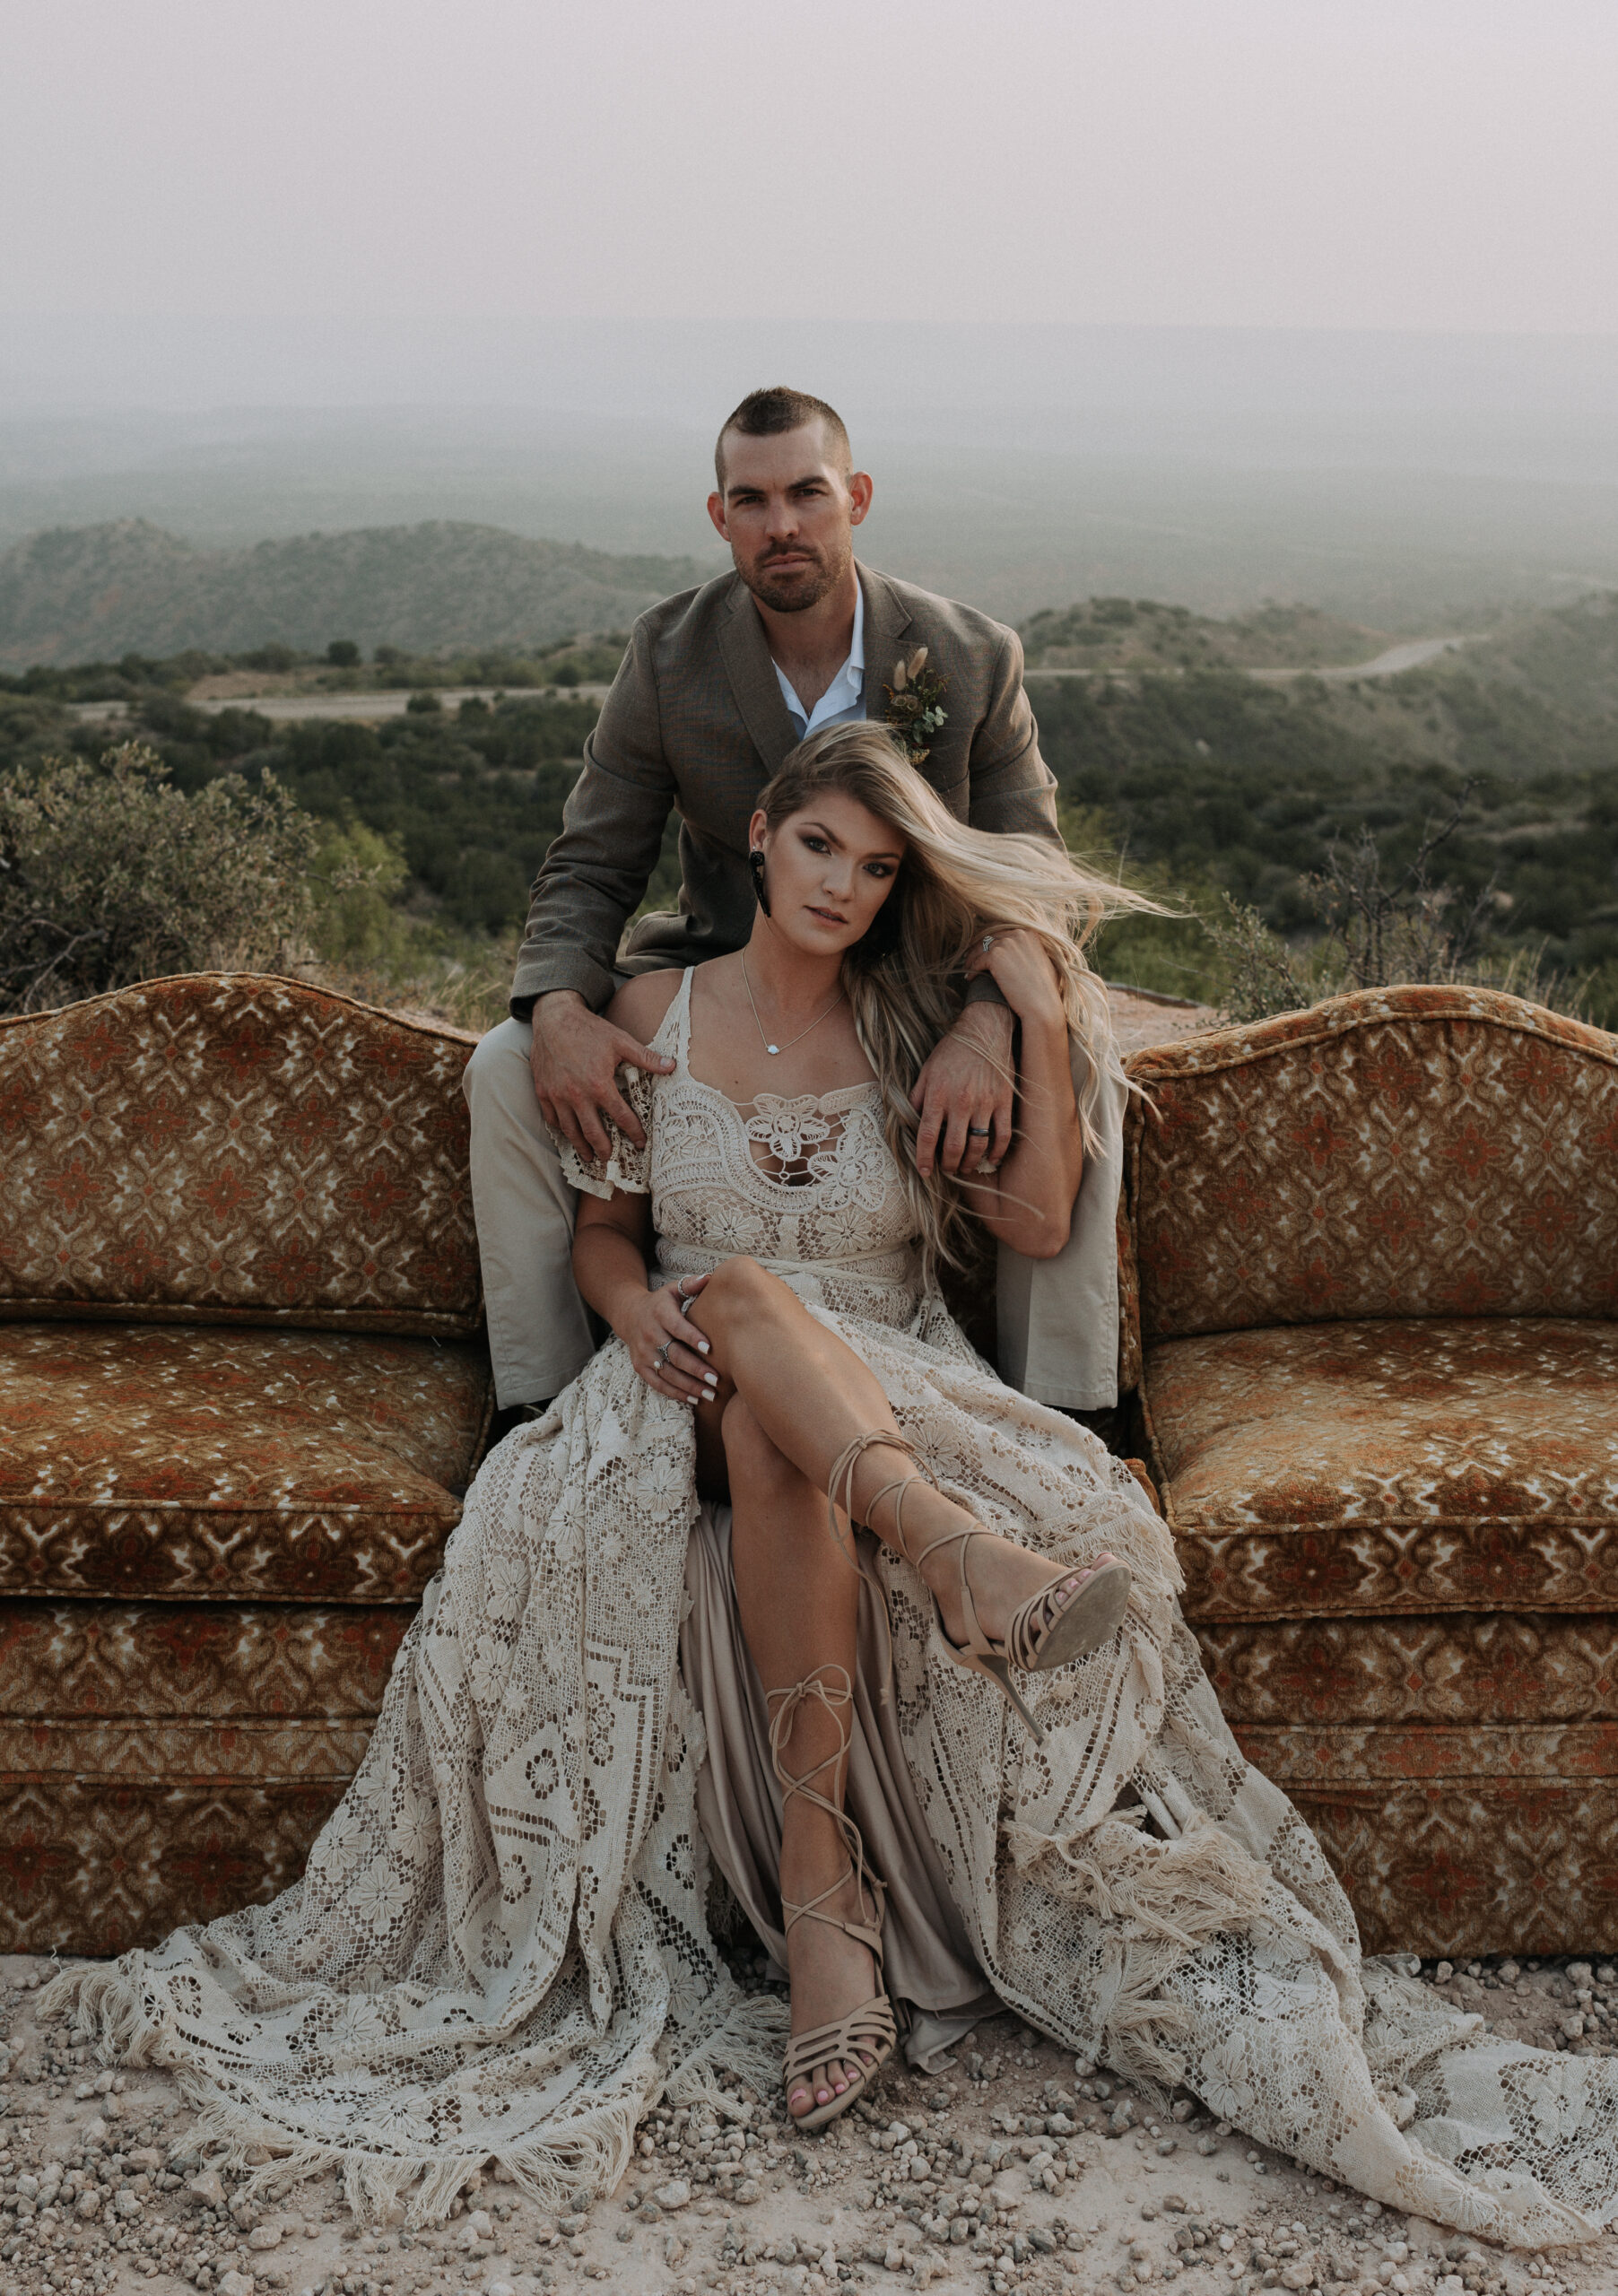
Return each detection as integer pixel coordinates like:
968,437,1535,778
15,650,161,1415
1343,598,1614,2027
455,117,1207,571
676,1276,694,1316
968,1125,991,1136
982,935,993,952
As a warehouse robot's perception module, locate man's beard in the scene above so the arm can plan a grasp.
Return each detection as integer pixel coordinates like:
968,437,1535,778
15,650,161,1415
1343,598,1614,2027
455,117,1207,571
739,537,849,614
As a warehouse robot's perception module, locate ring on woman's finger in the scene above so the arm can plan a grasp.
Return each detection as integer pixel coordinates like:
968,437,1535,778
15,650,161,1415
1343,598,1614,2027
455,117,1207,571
653,1342,671,1372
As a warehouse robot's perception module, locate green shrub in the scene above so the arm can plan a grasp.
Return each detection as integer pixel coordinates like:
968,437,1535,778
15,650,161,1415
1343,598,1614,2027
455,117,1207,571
0,744,317,1014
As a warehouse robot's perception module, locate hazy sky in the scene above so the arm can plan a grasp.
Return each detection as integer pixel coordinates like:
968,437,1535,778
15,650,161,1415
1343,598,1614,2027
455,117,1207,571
6,0,1617,337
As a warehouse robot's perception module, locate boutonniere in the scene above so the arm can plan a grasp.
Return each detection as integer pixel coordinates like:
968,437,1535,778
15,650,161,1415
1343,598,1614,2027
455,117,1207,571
883,647,948,766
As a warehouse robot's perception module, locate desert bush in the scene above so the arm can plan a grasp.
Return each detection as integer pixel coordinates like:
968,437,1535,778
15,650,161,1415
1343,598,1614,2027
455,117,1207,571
0,744,318,1014
1213,795,1591,1026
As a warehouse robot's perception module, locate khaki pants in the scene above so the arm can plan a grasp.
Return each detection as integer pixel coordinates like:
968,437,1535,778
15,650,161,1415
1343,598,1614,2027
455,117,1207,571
464,1018,1127,1412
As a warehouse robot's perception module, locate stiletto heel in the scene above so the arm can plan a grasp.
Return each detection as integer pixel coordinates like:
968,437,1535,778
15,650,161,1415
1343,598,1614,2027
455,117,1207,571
768,1666,897,2131
825,1431,1133,1747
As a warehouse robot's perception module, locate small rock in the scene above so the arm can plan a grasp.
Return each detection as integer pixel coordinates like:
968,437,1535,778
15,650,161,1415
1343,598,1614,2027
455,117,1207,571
248,2225,282,2250
556,2214,587,2237
126,2146,163,2173
75,2190,100,2222
734,2178,760,2205
467,2212,493,2240
652,2179,691,2212
115,2188,143,2218
188,2168,228,2208
1195,2136,1219,2157
486,2282,516,2296
1028,2228,1057,2253
219,2275,256,2296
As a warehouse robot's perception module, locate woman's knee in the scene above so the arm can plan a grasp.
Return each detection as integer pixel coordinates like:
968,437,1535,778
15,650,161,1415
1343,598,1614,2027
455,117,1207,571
701,1255,789,1324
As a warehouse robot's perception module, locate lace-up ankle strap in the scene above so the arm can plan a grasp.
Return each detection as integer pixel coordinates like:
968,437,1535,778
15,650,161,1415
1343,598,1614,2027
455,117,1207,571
823,1429,940,1566
765,1665,884,1959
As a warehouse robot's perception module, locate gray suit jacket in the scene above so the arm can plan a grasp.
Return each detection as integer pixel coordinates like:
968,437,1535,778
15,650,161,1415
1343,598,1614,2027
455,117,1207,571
510,561,1060,1014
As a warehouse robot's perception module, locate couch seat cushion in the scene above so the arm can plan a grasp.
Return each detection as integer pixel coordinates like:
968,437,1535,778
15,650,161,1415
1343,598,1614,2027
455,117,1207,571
1144,1316,1618,1619
0,1323,489,1602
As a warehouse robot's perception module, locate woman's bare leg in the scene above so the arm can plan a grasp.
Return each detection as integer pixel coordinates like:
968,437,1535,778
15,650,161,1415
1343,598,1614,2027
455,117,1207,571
724,1393,881,2121
690,1259,1115,1649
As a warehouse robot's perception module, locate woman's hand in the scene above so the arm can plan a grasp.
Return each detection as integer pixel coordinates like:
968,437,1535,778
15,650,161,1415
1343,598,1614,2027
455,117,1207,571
962,927,1067,1031
613,1272,720,1408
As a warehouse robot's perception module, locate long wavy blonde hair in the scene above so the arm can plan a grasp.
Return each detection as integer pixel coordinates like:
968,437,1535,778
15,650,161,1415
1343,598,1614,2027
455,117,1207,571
755,722,1161,1275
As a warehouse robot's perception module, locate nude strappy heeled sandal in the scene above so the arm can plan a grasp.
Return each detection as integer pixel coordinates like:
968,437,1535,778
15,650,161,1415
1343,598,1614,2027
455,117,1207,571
827,1431,1133,1745
767,1666,897,2132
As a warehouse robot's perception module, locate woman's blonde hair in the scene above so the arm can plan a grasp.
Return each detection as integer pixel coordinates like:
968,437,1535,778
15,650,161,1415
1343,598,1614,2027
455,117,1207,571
756,721,1161,1276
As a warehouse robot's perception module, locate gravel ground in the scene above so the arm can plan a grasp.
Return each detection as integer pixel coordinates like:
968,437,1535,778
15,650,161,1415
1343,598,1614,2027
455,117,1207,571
0,1952,1612,2296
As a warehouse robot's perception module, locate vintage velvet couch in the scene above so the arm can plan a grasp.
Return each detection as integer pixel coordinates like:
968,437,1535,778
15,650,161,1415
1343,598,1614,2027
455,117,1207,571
0,973,490,1956
1120,983,1618,1958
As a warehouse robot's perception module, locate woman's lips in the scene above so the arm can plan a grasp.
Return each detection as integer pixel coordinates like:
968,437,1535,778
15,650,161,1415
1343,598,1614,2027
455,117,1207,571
807,906,848,925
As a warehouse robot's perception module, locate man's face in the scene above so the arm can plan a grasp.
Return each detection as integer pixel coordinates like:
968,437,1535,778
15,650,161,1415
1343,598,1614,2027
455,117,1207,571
707,422,873,614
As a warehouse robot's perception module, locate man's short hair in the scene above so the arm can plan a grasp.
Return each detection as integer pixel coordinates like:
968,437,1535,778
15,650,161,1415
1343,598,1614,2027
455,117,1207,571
715,387,852,489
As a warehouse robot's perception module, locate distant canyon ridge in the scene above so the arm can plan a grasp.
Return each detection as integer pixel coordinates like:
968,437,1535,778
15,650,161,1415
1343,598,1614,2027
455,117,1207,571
0,519,710,670
0,517,1412,678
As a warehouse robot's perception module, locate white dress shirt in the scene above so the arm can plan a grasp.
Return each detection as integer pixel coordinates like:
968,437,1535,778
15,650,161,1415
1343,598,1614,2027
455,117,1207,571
771,580,867,737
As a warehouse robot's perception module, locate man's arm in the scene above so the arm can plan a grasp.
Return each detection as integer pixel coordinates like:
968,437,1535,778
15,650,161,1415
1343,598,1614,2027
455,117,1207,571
913,624,1064,1179
509,619,675,1019
965,627,1062,845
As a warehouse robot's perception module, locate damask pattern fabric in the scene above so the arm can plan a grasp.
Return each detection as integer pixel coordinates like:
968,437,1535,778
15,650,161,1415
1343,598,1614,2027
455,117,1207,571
1195,1613,1618,1726
1122,987,1618,1349
57,973,1618,2249
0,1775,353,1961
1139,1317,1618,1620
0,1322,489,1603
1274,1778,1618,1959
0,1600,408,1955
0,973,482,1335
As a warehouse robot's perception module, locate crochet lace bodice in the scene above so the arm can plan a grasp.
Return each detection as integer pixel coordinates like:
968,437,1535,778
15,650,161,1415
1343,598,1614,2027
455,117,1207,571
560,968,928,1328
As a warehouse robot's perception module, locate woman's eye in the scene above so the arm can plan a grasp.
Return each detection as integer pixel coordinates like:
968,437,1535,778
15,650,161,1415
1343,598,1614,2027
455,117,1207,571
803,836,829,853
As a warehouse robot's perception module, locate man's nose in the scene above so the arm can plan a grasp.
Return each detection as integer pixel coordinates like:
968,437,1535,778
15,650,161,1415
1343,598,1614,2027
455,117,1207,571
765,495,800,537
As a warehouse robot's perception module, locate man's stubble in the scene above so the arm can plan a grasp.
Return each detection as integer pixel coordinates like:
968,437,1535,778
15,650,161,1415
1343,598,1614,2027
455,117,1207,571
736,530,853,617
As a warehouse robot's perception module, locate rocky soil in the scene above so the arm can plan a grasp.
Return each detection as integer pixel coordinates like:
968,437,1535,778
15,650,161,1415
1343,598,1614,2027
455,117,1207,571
0,1953,1612,2296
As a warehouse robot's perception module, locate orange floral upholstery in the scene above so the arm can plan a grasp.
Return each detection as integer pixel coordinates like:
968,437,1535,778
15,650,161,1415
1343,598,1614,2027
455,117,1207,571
0,973,482,1335
0,1322,488,1603
1122,987,1618,1955
1142,1317,1618,1620
0,974,489,1953
0,1599,404,1954
1125,986,1618,1352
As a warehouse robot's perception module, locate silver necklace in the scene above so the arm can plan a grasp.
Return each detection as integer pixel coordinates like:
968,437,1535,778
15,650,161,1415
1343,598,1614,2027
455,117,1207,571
740,952,845,1057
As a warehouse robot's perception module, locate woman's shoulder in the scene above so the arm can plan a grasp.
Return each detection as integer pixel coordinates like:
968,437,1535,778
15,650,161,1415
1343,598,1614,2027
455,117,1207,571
605,968,687,1042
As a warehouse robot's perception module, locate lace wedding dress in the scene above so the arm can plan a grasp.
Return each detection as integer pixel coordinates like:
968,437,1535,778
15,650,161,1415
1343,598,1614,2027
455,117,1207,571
52,971,1618,2246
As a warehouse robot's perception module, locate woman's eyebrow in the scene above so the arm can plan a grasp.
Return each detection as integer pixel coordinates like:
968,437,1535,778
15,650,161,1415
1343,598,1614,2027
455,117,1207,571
800,818,903,859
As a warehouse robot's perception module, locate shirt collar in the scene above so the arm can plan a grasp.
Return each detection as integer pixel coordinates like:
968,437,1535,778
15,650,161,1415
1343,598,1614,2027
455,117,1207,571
773,578,866,729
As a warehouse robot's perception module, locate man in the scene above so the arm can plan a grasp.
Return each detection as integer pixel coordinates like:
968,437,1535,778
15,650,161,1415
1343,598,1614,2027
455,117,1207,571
465,386,1125,1428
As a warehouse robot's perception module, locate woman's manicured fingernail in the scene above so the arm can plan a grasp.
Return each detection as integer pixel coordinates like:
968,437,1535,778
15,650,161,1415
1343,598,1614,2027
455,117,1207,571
704,1371,718,1387
697,1341,710,1355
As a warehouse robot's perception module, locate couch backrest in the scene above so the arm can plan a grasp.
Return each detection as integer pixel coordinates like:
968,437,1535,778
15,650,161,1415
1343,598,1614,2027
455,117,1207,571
1121,985,1618,1358
0,973,483,1336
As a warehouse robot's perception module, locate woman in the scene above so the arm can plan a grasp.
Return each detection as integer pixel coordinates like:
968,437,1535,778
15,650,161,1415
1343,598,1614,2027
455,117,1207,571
54,728,1617,2248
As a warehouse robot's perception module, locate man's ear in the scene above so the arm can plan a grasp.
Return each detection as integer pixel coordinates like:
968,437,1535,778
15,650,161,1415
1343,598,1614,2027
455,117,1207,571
706,490,731,541
847,472,874,526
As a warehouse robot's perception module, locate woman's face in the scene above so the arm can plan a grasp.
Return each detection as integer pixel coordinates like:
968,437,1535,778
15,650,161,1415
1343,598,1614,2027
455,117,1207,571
750,790,906,957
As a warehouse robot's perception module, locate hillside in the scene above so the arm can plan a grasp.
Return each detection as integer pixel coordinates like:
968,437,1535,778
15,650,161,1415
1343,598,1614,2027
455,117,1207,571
4,588,1618,1023
0,519,708,667
1021,597,1389,672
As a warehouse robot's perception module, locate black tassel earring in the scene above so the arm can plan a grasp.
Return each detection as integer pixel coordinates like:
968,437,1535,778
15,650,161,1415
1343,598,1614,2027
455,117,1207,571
748,848,772,917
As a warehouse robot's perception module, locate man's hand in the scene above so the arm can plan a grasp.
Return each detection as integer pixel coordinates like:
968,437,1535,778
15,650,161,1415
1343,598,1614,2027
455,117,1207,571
530,990,674,1163
910,1000,1016,1179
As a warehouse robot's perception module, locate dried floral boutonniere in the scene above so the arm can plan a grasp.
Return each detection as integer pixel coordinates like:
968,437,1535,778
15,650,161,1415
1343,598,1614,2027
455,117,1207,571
883,646,948,766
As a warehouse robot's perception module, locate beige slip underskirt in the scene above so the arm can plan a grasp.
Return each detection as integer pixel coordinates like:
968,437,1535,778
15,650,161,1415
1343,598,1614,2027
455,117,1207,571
680,1503,1004,2073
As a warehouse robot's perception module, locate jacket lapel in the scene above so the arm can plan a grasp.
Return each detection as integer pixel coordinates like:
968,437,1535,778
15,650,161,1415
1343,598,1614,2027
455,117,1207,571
858,564,915,722
718,578,801,776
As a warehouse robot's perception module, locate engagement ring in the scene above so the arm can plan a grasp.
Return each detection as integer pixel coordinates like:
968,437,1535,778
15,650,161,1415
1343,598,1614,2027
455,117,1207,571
653,1343,670,1371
